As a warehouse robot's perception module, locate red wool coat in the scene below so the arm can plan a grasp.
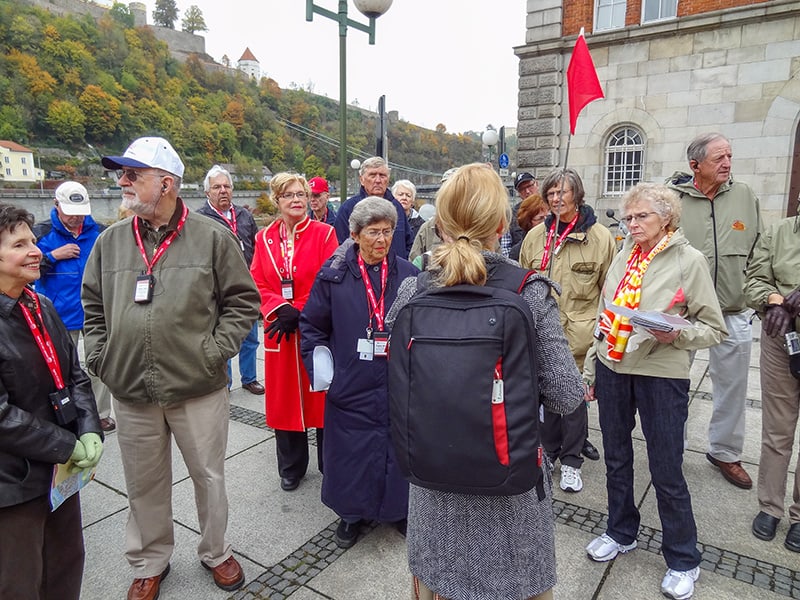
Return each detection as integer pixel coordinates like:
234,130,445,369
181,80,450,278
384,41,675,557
251,216,338,430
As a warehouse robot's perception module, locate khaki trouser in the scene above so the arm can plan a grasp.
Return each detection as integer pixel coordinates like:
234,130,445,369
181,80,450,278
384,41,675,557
758,329,800,522
114,387,233,577
412,576,554,600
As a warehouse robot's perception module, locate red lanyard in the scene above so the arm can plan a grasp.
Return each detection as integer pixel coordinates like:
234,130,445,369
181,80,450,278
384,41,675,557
357,255,388,331
19,288,65,390
540,212,579,271
208,201,237,236
132,204,189,274
279,221,294,277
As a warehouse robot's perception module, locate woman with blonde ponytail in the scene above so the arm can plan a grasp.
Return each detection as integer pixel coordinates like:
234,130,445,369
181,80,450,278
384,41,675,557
387,164,584,600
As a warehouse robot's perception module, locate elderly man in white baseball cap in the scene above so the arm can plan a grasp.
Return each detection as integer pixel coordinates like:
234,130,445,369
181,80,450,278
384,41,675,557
84,137,259,600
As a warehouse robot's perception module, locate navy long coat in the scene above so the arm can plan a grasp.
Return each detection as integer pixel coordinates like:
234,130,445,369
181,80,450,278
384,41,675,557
300,243,418,522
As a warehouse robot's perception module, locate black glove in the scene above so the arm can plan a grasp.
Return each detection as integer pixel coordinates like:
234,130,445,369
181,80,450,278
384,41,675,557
265,304,301,344
763,303,793,338
781,289,800,317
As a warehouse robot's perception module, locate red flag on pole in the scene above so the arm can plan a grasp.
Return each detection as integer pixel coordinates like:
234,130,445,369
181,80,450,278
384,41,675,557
567,28,604,135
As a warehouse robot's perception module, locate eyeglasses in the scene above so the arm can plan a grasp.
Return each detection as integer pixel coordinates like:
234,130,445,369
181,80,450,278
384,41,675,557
395,191,413,198
362,228,394,240
210,184,232,192
311,193,325,199
545,188,572,199
364,171,389,180
623,211,658,224
117,169,159,183
280,191,307,200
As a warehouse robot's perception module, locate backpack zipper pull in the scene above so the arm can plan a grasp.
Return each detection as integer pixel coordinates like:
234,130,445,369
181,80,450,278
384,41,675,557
492,358,504,404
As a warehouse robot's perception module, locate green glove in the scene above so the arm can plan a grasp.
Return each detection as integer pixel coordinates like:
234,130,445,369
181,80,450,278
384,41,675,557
74,432,103,469
69,439,87,473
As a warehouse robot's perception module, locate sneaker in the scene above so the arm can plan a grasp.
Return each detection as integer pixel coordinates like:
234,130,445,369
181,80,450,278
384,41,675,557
586,533,637,562
661,566,700,600
334,519,360,549
560,464,583,492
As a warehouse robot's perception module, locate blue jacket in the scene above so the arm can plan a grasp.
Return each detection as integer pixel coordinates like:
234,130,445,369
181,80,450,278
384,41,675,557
333,187,413,259
34,208,104,330
300,243,418,522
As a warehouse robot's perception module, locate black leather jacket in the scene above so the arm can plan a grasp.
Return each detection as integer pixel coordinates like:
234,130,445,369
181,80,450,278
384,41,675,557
0,291,101,508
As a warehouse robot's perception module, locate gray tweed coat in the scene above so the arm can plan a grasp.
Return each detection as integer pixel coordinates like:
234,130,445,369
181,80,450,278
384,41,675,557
387,252,584,600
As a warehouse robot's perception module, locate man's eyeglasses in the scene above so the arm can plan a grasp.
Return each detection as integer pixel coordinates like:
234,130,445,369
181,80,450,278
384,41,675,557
362,228,394,240
117,169,157,183
623,212,658,224
210,184,232,192
280,191,307,200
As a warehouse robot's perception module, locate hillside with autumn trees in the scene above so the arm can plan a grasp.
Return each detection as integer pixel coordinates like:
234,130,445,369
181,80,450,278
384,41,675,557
0,0,491,186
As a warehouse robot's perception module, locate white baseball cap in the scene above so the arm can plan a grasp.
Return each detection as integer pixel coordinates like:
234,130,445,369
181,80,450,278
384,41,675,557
55,181,91,216
102,137,185,178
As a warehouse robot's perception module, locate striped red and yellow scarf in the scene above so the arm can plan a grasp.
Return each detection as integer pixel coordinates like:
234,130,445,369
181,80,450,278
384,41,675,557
599,232,673,361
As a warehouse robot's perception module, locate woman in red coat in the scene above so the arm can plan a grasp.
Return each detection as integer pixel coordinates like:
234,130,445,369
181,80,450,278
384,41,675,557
251,173,338,491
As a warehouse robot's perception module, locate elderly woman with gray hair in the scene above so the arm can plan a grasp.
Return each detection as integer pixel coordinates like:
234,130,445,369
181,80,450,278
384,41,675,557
392,179,425,239
583,182,726,600
300,196,419,550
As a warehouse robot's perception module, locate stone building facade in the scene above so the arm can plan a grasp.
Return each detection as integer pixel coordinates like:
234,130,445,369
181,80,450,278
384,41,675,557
516,0,800,222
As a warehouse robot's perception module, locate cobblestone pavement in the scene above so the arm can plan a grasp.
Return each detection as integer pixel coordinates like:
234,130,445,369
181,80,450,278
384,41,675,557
80,329,800,599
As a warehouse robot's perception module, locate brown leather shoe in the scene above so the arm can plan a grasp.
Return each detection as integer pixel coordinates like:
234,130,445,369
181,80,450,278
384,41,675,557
706,453,753,489
127,564,169,600
242,381,265,395
202,556,245,591
100,417,116,433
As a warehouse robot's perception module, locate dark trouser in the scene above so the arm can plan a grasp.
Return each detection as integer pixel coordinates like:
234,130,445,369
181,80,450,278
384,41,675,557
0,494,84,600
275,428,324,480
595,360,701,571
541,402,587,469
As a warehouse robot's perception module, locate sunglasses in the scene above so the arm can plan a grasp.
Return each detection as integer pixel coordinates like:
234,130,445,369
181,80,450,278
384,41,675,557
116,169,160,183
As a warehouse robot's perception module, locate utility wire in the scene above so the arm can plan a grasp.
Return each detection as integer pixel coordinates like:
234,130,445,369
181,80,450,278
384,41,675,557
276,116,442,177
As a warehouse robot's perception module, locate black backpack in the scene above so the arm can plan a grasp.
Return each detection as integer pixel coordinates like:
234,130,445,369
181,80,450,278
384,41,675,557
388,263,544,497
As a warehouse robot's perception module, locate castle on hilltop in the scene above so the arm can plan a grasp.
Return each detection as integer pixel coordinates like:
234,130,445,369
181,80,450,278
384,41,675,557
18,0,210,65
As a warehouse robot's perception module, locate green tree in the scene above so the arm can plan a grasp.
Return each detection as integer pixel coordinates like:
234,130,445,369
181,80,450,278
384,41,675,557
152,0,178,29
109,2,134,28
302,154,325,179
181,6,207,34
46,100,85,144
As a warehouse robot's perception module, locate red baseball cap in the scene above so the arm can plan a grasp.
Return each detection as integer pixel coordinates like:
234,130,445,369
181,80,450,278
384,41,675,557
308,177,329,194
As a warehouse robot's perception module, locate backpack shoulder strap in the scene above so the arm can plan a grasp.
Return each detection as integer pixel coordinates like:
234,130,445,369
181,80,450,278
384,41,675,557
485,262,534,294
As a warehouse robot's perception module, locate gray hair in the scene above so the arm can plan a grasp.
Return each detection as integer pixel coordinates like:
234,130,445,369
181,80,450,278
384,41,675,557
622,182,681,231
540,168,585,206
349,196,397,234
686,132,729,164
391,179,416,198
359,156,389,176
203,164,233,192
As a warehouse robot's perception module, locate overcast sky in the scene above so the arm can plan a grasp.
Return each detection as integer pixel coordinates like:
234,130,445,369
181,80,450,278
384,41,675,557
136,1,527,134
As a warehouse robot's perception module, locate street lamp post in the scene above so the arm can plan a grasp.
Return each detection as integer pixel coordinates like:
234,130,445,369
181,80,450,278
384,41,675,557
350,158,361,196
482,127,499,167
306,0,393,200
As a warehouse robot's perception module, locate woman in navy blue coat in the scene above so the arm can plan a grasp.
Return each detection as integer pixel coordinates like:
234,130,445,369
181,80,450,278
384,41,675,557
300,197,418,549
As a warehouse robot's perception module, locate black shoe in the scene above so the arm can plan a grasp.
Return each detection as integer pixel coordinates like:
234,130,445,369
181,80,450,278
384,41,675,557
752,511,780,541
280,476,299,491
582,439,600,461
393,519,407,537
785,523,800,553
334,519,361,549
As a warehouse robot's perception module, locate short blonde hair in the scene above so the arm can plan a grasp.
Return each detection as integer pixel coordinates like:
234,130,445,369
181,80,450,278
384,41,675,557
269,173,310,206
622,182,681,231
431,163,509,287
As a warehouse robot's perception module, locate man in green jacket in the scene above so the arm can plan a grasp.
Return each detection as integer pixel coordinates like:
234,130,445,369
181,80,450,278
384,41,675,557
667,132,762,490
82,137,260,600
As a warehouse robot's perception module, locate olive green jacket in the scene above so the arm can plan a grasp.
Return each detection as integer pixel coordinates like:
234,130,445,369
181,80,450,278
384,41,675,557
82,202,260,405
745,217,800,324
667,172,762,313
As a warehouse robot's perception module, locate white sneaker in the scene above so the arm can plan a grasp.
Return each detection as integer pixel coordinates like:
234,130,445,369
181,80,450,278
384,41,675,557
560,464,583,492
661,567,699,600
585,533,637,562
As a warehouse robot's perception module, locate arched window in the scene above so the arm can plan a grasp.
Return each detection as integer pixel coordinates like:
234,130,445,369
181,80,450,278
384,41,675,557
604,127,644,195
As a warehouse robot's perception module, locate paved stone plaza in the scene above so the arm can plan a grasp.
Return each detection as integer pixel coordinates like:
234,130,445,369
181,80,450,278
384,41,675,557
78,321,800,599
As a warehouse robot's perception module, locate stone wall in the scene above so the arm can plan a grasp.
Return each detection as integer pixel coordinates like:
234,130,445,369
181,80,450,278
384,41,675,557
517,0,800,223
